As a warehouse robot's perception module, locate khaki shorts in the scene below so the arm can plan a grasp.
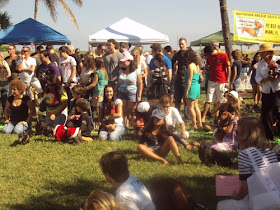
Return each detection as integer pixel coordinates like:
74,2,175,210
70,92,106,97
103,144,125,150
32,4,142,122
206,81,225,103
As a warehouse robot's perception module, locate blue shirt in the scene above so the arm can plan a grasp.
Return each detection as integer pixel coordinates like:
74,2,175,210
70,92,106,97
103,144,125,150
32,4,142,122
149,54,172,70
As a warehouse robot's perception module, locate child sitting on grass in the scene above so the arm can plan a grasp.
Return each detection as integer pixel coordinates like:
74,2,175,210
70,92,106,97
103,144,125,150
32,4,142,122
75,98,93,141
67,85,87,128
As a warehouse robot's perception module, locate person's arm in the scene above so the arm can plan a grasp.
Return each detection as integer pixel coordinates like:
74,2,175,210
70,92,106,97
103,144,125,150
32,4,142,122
246,63,253,83
233,180,248,200
86,73,98,90
185,64,194,99
3,60,11,78
52,63,61,81
25,99,36,124
98,105,104,126
231,65,237,90
68,65,76,83
167,68,172,84
4,100,10,124
18,61,36,72
137,73,143,102
180,122,187,139
142,67,148,78
210,102,224,114
226,65,231,86
256,62,274,84
109,100,123,119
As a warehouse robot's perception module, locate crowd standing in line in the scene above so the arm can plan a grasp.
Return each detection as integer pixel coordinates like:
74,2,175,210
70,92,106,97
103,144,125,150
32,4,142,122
1,39,280,210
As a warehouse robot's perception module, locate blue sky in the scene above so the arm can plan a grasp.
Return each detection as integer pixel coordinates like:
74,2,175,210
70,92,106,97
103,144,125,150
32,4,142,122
2,0,279,50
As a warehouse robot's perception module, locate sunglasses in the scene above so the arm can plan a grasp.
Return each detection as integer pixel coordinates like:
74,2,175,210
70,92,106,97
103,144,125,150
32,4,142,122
22,50,29,53
8,48,14,50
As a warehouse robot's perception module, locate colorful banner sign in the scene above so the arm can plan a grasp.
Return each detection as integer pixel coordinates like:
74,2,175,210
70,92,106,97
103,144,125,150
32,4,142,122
234,10,280,44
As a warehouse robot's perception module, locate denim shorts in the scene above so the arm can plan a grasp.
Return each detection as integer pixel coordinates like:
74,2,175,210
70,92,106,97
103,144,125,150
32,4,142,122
118,91,137,102
149,145,162,156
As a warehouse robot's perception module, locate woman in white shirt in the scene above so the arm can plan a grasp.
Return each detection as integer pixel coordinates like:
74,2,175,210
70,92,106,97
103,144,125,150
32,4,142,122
159,95,191,149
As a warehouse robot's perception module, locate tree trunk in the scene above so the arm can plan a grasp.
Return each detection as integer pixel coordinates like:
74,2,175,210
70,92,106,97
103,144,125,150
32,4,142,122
34,0,38,20
219,0,233,62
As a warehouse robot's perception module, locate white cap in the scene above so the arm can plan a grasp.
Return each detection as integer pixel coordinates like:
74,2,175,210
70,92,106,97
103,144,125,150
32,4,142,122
137,102,150,113
120,52,134,62
228,90,238,101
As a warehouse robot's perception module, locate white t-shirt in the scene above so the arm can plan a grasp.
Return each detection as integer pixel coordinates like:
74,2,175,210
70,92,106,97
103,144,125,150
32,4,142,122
116,174,155,210
99,98,123,126
59,56,77,83
165,107,183,127
19,57,36,83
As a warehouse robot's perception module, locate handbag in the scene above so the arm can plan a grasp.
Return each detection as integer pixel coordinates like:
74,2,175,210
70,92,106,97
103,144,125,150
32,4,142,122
91,86,104,107
247,148,280,210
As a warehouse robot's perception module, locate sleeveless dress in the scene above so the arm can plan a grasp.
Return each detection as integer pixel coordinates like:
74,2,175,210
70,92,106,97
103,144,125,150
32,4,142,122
250,65,257,84
184,69,200,100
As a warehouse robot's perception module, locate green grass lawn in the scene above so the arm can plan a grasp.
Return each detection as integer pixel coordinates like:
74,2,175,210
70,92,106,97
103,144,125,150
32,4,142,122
0,90,257,210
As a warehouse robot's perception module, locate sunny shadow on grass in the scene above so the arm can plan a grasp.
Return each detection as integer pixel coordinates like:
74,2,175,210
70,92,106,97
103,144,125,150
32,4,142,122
0,90,258,210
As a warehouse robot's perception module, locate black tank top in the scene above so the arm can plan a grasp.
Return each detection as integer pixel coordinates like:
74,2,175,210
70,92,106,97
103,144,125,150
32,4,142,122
8,95,30,122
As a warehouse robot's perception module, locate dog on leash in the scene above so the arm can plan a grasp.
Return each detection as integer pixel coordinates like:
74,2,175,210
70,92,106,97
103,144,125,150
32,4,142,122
18,128,33,145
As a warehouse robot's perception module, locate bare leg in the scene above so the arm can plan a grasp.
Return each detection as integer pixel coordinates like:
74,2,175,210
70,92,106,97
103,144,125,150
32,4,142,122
186,99,197,129
127,101,136,129
257,84,262,105
252,84,257,105
194,99,202,128
201,102,211,122
137,144,168,164
160,136,183,164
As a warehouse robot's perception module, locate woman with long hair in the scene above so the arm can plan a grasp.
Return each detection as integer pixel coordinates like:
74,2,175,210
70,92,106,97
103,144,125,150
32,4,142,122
217,117,279,209
0,53,11,112
81,53,96,98
114,53,142,131
147,53,168,100
183,50,202,130
86,57,108,109
137,109,184,165
98,85,125,141
246,52,262,107
3,80,35,134
42,74,68,125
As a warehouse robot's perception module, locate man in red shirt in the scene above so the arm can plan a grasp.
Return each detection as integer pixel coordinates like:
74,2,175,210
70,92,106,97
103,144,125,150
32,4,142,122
201,44,231,122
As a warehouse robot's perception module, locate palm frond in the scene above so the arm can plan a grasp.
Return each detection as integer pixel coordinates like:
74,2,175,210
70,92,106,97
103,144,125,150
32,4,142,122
0,11,12,29
57,0,79,30
44,0,57,22
0,0,11,9
70,0,82,7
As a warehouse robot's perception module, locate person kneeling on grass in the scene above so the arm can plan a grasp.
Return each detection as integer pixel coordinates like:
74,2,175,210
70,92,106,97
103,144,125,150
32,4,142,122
75,98,93,142
137,109,185,165
98,85,125,141
100,151,155,210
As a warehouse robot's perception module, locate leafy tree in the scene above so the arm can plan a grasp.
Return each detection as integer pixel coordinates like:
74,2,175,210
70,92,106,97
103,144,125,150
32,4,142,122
0,0,82,30
0,11,12,30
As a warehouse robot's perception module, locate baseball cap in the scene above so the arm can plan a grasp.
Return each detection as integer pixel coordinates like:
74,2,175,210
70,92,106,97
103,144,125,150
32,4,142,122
228,90,238,101
120,53,133,62
152,109,166,120
137,102,150,113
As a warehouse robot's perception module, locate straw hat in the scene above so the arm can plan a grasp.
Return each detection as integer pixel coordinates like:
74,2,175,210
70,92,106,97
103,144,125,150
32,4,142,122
257,43,275,53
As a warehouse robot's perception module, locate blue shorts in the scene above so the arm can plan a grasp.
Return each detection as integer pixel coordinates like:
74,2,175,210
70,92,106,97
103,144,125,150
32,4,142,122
118,91,137,102
149,145,162,156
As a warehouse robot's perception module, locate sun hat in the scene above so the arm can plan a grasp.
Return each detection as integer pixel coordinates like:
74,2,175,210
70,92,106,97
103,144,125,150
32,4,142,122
120,53,133,62
152,109,166,120
144,52,150,56
257,43,275,53
137,102,150,113
228,90,238,101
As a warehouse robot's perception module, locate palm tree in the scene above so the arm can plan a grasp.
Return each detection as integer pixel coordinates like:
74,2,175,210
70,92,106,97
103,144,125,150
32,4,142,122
0,0,83,30
0,11,12,30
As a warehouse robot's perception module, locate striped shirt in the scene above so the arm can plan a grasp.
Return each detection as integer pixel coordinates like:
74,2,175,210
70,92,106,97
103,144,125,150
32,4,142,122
238,147,279,180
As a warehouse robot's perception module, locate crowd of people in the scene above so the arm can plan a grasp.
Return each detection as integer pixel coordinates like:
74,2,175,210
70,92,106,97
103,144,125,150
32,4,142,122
1,38,280,209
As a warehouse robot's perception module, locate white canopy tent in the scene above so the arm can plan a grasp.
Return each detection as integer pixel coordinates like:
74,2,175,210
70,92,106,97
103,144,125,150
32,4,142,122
88,17,169,46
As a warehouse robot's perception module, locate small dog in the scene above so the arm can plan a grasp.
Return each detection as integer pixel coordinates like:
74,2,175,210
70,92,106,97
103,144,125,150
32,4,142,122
198,141,233,167
35,120,46,135
43,124,82,144
18,128,33,145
